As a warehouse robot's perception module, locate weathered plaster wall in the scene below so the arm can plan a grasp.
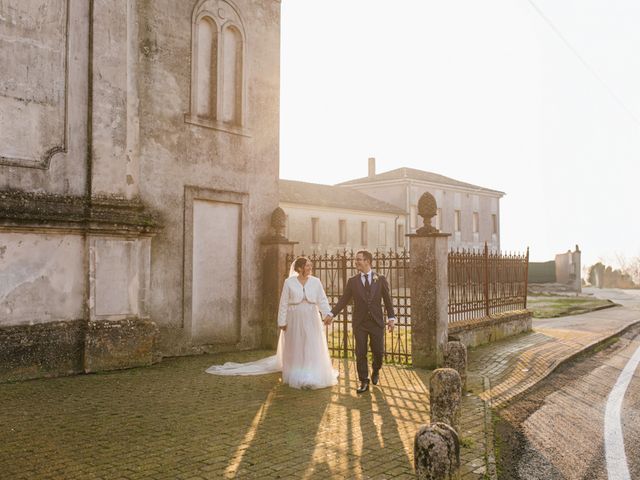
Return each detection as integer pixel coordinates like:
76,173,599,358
0,0,89,194
89,236,151,320
136,0,281,354
0,0,282,375
90,0,138,199
0,232,85,326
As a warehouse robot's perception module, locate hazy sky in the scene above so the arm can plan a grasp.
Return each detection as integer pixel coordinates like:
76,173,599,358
279,0,640,271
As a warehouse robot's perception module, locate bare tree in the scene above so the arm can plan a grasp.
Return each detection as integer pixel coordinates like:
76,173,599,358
615,253,640,285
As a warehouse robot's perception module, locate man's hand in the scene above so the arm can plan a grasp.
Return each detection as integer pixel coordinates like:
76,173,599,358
323,315,333,326
279,325,287,332
387,319,395,333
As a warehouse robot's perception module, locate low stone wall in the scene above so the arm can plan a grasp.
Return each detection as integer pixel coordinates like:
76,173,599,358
0,320,85,382
0,318,160,383
448,310,532,348
84,318,160,373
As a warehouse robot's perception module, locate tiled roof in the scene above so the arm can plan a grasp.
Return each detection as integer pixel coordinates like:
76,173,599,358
279,180,406,214
338,167,504,194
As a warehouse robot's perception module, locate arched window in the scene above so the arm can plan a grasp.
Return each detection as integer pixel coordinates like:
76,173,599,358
195,16,218,118
186,0,247,136
221,25,242,125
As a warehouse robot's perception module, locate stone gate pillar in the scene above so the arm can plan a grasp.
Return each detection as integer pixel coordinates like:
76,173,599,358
261,207,297,349
409,192,450,369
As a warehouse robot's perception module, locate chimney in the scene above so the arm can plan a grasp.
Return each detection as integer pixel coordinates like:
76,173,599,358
368,157,376,178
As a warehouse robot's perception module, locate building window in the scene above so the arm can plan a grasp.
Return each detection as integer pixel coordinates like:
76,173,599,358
410,205,417,229
187,1,246,134
195,17,218,118
492,214,498,235
311,217,319,244
361,221,368,246
284,214,289,239
221,25,243,125
454,210,461,233
378,222,387,247
339,219,347,245
435,208,442,230
473,212,479,233
397,224,405,249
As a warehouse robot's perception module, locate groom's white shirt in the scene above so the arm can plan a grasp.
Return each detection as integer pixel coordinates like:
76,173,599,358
277,276,331,327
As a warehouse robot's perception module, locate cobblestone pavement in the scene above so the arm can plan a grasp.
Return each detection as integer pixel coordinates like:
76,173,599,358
19,301,640,480
459,375,494,479
5,305,638,480
0,351,491,480
0,351,494,480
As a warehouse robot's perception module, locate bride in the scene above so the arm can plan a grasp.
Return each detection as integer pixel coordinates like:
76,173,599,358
206,256,338,389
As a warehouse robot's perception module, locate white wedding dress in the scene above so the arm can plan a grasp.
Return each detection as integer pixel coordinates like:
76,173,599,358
206,274,338,390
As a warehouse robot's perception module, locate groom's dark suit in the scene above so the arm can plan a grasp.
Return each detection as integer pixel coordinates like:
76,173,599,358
330,271,395,383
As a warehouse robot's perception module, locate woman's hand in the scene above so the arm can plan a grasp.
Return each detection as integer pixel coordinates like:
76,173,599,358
279,325,287,331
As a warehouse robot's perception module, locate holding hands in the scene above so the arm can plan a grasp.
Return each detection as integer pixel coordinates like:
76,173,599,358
387,319,395,333
323,314,393,332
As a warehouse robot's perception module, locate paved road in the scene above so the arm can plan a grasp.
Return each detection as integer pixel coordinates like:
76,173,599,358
496,324,640,480
583,287,640,311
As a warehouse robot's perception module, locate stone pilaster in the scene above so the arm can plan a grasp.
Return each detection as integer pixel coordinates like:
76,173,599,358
409,191,450,369
409,233,450,369
260,208,297,349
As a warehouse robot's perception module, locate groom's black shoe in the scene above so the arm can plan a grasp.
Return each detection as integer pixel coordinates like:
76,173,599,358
356,380,370,394
371,370,380,385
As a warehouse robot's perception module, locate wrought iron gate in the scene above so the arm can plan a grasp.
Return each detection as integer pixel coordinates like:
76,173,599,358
286,250,412,364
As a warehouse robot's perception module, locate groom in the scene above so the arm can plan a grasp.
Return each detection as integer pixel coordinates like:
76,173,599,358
324,250,396,394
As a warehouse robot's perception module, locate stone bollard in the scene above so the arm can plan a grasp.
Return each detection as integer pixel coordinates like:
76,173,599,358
414,422,460,480
444,341,467,391
429,368,462,433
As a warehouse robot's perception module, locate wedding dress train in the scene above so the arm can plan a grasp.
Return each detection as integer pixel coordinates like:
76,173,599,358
206,276,338,390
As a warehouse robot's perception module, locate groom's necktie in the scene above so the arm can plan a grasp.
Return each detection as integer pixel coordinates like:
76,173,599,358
363,273,371,294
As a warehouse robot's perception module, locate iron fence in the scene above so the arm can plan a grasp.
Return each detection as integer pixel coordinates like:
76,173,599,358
286,250,412,364
448,243,529,323
285,243,528,363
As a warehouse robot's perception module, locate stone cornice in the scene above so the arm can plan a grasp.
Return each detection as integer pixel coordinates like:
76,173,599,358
0,190,161,235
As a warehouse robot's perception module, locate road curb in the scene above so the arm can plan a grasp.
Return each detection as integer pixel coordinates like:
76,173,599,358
498,318,640,409
481,319,640,478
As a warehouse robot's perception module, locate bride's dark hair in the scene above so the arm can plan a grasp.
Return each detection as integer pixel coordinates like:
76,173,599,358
293,256,310,273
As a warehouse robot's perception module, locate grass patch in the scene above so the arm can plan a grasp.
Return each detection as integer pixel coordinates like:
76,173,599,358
527,296,617,318
326,327,413,364
460,436,475,449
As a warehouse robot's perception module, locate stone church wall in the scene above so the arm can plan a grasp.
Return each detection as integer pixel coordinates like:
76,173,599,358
0,0,281,381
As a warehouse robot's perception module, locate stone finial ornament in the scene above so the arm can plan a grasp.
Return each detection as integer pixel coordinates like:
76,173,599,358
271,207,287,239
416,191,438,235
